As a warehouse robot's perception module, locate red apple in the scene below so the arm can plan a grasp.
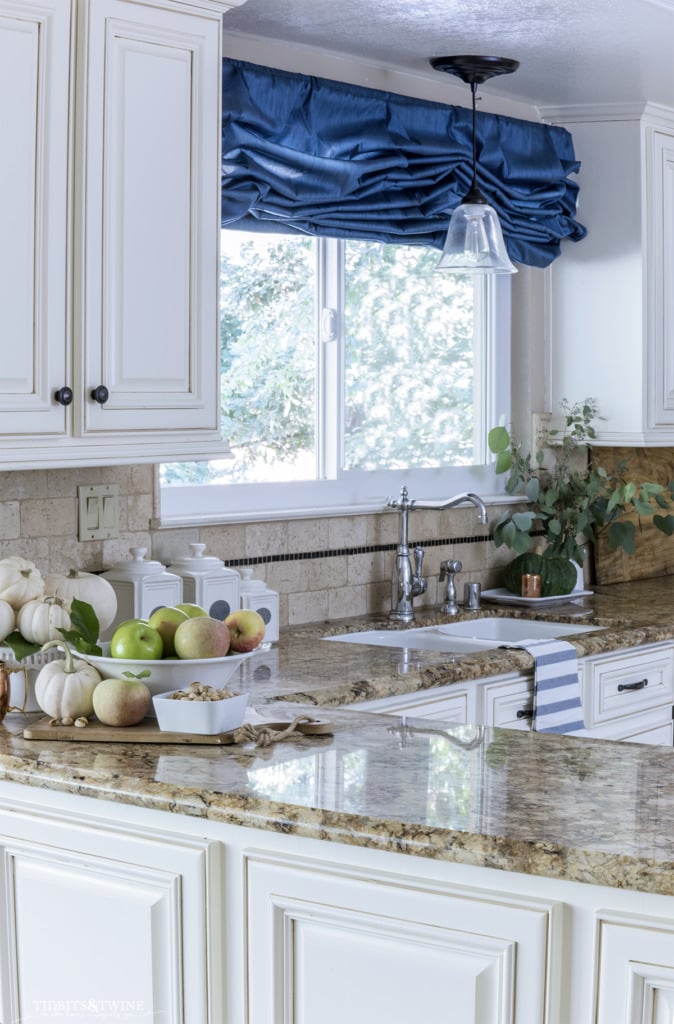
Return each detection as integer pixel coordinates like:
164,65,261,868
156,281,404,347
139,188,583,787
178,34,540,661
224,609,265,653
173,615,231,659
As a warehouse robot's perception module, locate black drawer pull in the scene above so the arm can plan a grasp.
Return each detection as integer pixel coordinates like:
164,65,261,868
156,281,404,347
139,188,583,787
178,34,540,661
516,708,534,719
90,385,109,405
617,678,648,692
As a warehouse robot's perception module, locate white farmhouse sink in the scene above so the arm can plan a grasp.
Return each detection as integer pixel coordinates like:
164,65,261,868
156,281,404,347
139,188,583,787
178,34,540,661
325,616,603,654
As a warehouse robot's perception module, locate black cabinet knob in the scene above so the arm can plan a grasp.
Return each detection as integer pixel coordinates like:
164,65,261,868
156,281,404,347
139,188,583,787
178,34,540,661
90,385,110,405
54,386,74,406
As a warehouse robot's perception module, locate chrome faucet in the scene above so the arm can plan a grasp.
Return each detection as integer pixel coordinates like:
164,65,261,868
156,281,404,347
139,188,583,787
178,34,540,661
386,486,426,622
385,486,488,623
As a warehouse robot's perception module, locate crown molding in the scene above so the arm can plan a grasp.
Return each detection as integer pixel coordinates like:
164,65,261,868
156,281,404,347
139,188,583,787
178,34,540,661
537,102,648,124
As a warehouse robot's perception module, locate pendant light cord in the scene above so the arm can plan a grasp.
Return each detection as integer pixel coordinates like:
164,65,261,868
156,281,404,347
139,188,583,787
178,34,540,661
470,80,479,193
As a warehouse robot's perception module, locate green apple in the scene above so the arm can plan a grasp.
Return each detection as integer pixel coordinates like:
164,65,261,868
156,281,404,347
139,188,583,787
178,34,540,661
174,615,231,659
147,606,189,658
110,620,163,660
93,678,151,727
224,609,265,652
174,603,208,619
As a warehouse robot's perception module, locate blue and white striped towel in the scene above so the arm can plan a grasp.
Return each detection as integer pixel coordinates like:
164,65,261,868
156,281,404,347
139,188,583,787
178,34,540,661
518,638,586,735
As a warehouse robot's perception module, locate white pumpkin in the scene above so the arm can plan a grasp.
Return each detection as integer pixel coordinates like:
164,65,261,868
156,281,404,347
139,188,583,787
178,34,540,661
17,595,72,645
34,641,101,720
0,556,44,609
0,599,15,644
42,569,117,631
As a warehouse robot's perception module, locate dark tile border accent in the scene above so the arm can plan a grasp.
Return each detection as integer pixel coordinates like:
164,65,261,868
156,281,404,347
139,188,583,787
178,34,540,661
229,533,492,569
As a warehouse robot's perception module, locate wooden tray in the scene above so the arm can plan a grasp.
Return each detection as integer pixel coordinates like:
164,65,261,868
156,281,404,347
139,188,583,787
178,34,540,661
22,716,333,746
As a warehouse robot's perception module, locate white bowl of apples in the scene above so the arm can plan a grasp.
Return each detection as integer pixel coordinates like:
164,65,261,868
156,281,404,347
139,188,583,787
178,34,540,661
83,605,266,696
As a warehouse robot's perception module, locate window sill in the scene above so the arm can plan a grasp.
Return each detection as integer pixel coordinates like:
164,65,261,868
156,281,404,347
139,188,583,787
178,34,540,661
152,491,519,529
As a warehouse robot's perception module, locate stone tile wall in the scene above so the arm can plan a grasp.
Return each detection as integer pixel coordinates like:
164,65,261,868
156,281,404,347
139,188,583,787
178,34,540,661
0,466,515,626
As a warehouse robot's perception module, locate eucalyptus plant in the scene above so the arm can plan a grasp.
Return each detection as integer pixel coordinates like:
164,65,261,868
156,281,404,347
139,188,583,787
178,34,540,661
488,399,674,565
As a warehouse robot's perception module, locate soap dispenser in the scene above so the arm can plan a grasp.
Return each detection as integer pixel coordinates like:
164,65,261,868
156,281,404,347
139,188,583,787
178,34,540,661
168,543,240,621
100,547,183,640
238,567,279,642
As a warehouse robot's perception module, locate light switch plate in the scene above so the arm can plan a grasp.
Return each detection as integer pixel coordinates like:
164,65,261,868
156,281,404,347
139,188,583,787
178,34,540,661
78,484,120,541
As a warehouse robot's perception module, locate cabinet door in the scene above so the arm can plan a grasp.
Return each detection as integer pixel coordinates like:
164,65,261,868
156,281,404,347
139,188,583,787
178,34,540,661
76,0,221,444
596,911,674,1023
646,124,674,431
246,850,561,1024
0,804,223,1024
478,674,534,730
0,0,70,440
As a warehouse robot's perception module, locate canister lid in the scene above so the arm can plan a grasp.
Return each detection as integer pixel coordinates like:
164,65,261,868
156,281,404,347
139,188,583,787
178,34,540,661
168,543,236,576
102,547,179,580
239,567,266,593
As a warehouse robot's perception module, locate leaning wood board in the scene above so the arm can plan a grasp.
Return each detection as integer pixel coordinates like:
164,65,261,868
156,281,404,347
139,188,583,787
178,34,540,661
22,717,333,745
592,446,674,584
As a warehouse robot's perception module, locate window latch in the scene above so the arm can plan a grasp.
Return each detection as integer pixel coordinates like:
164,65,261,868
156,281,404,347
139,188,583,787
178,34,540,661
321,307,338,344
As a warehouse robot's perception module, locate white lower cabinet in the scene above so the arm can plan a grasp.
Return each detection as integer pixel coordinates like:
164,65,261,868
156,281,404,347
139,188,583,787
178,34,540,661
355,683,475,723
0,799,224,1023
595,911,674,1023
5,785,674,1023
361,643,674,746
245,850,560,1024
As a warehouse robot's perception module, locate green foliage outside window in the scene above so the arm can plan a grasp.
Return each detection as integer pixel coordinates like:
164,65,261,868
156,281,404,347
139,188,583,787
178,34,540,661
162,235,476,486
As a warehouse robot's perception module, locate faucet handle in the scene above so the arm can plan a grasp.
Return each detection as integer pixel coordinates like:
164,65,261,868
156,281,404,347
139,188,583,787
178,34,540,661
412,545,427,599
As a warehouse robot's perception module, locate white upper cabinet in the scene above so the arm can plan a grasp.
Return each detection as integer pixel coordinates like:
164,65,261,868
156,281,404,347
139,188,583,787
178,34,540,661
0,1,71,442
546,104,674,445
0,0,234,469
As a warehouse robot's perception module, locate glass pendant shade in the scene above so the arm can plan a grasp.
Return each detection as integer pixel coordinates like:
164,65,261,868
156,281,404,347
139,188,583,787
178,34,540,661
436,199,517,273
430,54,520,275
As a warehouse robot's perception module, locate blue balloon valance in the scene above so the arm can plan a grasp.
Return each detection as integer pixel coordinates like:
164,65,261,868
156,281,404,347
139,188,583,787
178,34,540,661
221,59,587,269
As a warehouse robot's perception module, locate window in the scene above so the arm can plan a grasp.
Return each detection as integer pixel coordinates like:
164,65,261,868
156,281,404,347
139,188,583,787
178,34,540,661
160,230,510,523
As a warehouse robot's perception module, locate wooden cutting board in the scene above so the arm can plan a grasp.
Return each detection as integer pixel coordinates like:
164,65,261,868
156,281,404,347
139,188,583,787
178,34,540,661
22,716,333,745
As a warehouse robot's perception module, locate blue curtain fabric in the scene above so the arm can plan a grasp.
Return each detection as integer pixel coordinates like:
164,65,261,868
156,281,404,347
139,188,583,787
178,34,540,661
221,59,587,268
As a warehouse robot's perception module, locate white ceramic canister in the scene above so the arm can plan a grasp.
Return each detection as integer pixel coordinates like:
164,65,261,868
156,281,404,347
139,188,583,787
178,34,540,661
100,547,183,640
168,543,240,621
239,567,279,642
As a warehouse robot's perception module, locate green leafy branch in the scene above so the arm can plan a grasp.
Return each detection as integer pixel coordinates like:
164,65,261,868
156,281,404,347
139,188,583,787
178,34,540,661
488,398,674,564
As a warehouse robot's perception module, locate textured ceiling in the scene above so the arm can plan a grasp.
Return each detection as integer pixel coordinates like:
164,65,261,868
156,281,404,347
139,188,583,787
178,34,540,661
222,0,674,110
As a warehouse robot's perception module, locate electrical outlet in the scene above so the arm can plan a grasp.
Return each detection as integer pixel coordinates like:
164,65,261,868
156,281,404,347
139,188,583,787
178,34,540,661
78,484,120,541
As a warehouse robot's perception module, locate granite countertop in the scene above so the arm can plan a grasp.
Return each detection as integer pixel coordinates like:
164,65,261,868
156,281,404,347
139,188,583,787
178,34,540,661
3,576,674,896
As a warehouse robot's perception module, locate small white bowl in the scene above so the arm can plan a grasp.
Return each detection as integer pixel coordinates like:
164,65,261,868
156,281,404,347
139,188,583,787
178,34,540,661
83,643,256,696
152,689,249,735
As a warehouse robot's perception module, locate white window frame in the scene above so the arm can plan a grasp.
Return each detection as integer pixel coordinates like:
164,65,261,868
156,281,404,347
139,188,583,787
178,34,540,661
159,239,511,526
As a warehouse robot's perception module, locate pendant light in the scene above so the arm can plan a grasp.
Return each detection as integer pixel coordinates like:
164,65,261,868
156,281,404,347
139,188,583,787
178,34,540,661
430,54,519,274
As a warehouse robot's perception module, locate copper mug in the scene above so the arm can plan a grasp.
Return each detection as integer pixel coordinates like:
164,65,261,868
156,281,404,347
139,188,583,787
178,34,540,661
0,664,9,723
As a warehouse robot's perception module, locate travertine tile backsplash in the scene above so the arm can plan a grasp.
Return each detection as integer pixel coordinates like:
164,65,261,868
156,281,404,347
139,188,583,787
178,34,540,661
0,466,515,627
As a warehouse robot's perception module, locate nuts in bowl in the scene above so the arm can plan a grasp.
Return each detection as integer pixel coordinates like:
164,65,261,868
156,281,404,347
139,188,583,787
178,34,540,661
152,683,249,735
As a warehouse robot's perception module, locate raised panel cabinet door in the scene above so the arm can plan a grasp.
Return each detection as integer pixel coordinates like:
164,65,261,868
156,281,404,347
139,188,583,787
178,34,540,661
76,0,221,440
0,805,224,1024
245,850,562,1024
0,0,70,439
646,125,674,430
596,910,674,1023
